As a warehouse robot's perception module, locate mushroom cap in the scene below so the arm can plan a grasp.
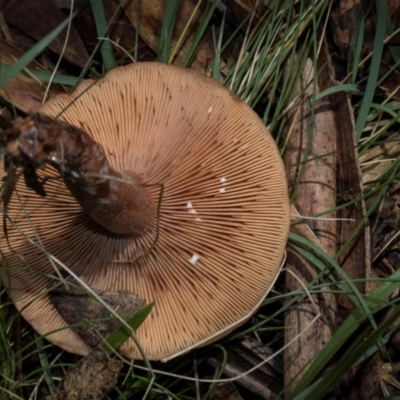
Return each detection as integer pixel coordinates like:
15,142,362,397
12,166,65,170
1,62,290,361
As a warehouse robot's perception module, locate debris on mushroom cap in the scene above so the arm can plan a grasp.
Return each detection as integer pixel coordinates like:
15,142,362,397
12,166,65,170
0,62,290,361
189,254,200,265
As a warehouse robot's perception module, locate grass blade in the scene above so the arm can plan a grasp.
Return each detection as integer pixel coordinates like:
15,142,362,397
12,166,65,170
35,334,56,395
158,0,180,63
212,11,225,81
355,1,387,141
89,0,117,71
290,266,400,398
102,302,154,355
0,64,79,86
350,18,365,84
315,83,359,100
182,0,218,67
298,305,400,400
0,12,77,89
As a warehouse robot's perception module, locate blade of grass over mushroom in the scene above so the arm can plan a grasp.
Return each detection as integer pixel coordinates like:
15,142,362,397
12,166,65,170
89,0,116,71
157,0,180,63
355,0,387,142
0,12,77,89
102,303,154,355
290,266,400,399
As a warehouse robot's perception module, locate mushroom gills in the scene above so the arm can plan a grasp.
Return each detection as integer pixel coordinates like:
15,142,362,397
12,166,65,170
0,62,290,360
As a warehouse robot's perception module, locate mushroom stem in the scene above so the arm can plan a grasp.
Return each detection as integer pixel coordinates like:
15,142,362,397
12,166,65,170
2,113,154,235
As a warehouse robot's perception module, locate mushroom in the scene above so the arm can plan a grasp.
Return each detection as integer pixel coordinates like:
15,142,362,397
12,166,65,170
0,62,290,361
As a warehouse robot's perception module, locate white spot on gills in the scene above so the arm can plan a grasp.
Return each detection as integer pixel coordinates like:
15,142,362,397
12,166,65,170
187,201,197,214
189,254,200,265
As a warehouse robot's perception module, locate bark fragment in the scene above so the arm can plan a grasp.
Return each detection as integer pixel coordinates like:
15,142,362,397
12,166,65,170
53,346,123,400
283,39,371,398
283,55,337,396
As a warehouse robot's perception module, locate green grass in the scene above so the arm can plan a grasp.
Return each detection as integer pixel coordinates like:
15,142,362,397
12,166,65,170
1,1,400,399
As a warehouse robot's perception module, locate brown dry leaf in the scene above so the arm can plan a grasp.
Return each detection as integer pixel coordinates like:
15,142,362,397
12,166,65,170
360,132,400,184
379,63,400,100
330,0,374,58
52,346,123,400
0,40,65,113
389,0,400,20
122,0,214,70
0,0,89,67
228,0,267,30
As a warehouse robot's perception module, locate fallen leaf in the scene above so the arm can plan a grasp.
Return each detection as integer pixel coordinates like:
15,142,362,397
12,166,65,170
122,0,214,70
0,0,89,67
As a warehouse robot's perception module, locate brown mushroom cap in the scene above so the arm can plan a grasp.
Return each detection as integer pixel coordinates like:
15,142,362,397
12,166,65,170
1,62,290,361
